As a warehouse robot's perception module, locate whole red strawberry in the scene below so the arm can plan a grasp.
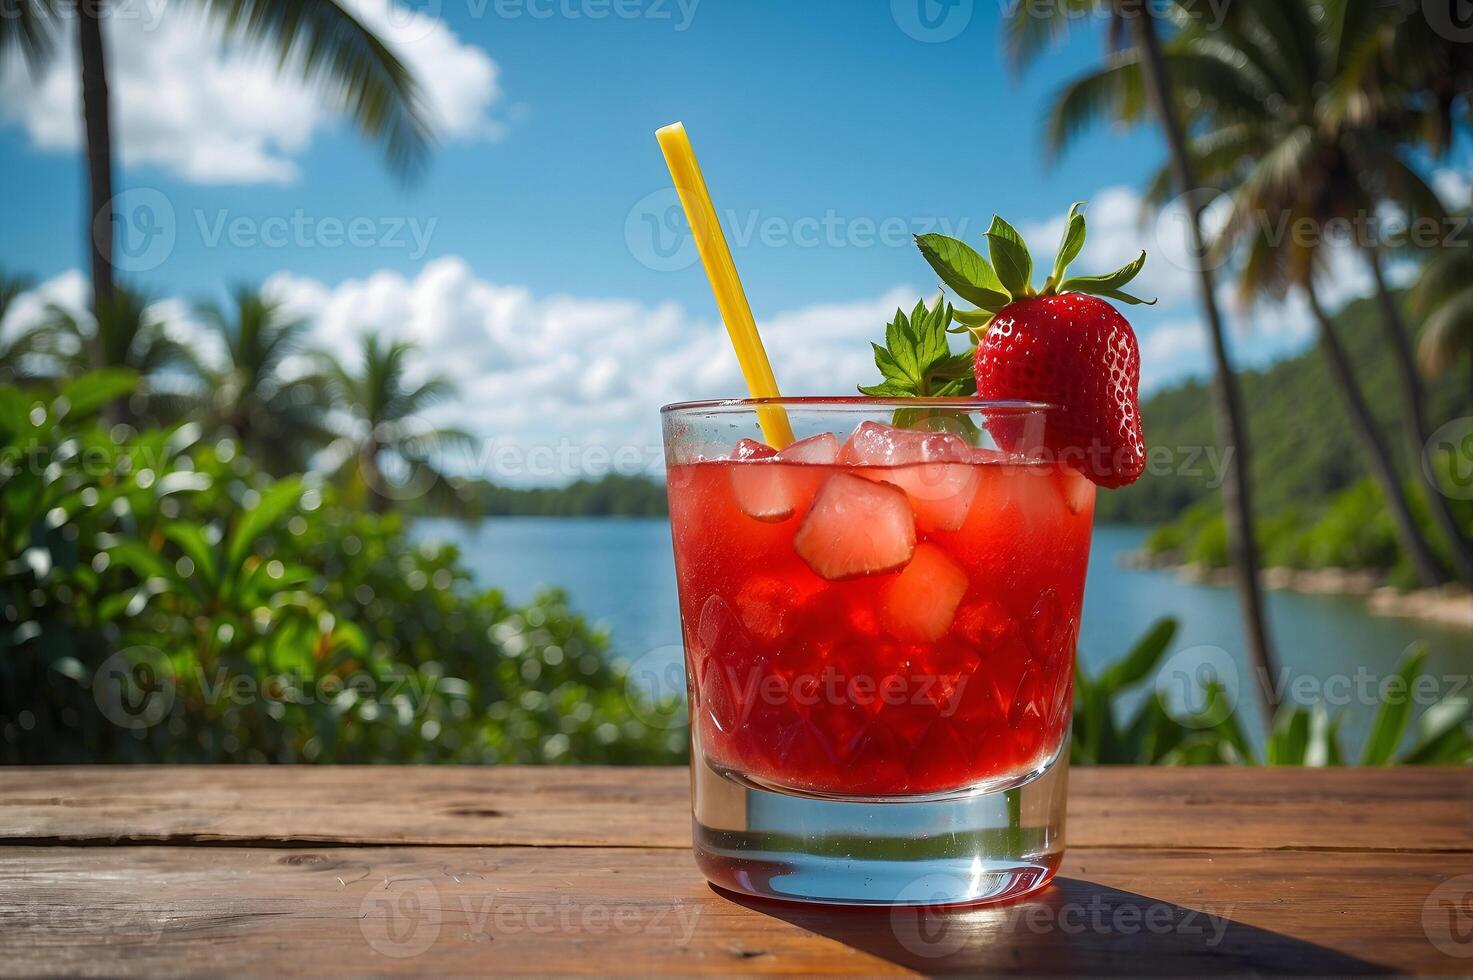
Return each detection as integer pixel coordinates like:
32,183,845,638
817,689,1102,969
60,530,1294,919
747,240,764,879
977,293,1145,487
914,202,1152,488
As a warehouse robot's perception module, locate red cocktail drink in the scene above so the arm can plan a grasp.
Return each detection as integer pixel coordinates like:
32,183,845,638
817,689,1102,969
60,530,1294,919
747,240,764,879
666,411,1094,799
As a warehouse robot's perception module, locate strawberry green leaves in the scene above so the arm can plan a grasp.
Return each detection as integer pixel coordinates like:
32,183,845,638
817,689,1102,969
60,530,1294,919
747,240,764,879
1047,201,1087,289
914,235,1009,310
859,297,976,398
1059,250,1154,306
984,215,1032,297
913,201,1156,334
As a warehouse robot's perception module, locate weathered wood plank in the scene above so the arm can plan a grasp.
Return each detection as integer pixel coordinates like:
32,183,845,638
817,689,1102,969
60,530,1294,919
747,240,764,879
2,767,1470,851
1,844,1467,975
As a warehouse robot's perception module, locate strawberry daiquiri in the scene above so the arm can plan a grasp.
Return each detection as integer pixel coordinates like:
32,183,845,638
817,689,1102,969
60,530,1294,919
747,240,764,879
668,421,1095,798
664,200,1151,905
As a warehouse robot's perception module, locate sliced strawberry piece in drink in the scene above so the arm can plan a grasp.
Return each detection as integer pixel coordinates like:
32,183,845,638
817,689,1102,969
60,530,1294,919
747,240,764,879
777,431,839,464
880,542,968,642
793,473,915,581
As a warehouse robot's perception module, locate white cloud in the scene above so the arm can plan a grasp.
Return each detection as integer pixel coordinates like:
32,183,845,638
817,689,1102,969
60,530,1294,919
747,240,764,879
0,0,506,185
255,258,924,481
0,270,88,345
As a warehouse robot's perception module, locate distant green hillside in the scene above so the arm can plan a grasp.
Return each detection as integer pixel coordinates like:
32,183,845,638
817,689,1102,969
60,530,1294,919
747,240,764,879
1096,294,1472,526
461,473,668,517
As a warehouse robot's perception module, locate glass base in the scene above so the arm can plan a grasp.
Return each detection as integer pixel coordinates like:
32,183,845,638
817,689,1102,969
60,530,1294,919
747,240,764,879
691,749,1068,907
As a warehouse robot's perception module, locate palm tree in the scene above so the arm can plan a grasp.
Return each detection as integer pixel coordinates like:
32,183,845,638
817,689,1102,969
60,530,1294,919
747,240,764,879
1128,0,1469,586
195,287,334,475
1333,0,1473,159
1004,0,1282,717
0,1,432,314
1023,0,1473,587
321,335,472,514
45,285,194,424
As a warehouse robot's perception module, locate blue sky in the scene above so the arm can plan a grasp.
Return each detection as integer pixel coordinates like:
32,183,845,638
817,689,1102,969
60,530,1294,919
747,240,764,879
2,1,1162,308
2,0,1459,481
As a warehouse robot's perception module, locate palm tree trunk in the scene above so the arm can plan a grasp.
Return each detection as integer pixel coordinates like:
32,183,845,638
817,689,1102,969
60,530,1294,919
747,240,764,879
1364,249,1473,585
1130,10,1281,720
78,0,116,316
1304,281,1446,588
363,442,389,514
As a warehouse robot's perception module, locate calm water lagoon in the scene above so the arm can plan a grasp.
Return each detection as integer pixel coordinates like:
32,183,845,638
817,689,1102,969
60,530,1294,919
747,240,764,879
416,518,1470,749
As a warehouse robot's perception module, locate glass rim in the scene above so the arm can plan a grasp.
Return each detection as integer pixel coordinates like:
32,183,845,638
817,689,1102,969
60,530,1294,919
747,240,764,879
660,396,1056,415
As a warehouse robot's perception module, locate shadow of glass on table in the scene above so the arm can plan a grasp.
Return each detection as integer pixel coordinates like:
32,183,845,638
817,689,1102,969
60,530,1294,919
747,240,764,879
716,877,1393,975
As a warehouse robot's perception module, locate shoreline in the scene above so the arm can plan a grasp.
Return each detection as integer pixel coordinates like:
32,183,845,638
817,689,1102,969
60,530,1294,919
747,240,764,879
1121,550,1473,631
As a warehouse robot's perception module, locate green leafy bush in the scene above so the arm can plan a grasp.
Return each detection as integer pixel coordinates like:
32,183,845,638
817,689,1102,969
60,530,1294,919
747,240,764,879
1,373,685,764
1073,618,1473,765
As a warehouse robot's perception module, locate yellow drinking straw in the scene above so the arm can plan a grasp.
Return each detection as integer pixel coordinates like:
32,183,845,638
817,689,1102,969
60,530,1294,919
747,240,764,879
656,122,795,448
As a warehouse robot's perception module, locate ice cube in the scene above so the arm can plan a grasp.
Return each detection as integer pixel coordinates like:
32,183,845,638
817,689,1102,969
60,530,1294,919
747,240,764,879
776,432,840,464
839,421,969,467
728,434,836,523
732,437,778,461
730,464,802,523
792,473,915,581
880,542,968,642
880,462,980,532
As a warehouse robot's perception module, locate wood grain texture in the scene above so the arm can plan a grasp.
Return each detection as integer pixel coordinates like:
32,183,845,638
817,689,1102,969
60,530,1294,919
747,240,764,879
3,766,1470,851
2,845,1468,974
2,767,1471,974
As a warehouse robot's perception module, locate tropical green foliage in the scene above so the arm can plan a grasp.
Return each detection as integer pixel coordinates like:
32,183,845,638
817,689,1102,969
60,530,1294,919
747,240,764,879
1145,467,1473,587
1100,294,1473,580
0,374,685,764
1073,618,1473,765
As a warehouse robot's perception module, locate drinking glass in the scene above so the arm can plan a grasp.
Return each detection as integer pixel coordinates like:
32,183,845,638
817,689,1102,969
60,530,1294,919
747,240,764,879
662,398,1094,906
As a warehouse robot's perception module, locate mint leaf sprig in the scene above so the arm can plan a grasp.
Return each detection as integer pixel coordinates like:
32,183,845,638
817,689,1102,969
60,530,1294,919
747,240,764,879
858,296,976,399
915,201,1156,335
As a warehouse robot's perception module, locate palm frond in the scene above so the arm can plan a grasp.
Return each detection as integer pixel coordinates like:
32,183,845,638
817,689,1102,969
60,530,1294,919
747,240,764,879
1045,56,1147,162
199,0,434,180
1234,0,1319,111
1411,244,1472,313
1417,285,1473,375
0,0,61,76
1001,0,1084,74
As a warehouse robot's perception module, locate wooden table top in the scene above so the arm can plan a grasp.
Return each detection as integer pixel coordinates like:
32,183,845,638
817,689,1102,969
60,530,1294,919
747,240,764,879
3,766,1471,975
